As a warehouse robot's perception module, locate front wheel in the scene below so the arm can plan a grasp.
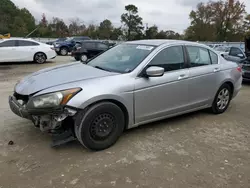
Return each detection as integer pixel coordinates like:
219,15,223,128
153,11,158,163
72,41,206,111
34,52,46,64
75,102,125,151
80,54,88,62
211,84,232,114
74,57,80,61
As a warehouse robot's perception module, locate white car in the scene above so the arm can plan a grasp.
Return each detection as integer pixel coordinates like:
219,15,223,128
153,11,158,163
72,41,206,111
0,38,57,64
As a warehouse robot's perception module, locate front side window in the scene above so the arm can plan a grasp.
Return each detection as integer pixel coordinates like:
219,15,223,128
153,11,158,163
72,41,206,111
149,46,185,72
0,40,16,47
87,44,155,73
229,47,244,57
186,46,211,67
17,40,39,46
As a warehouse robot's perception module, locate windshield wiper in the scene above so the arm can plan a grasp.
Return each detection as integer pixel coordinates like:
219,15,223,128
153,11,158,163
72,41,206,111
94,66,111,72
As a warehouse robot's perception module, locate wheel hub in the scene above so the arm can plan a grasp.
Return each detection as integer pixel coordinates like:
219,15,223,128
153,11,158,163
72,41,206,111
90,113,115,140
217,88,230,110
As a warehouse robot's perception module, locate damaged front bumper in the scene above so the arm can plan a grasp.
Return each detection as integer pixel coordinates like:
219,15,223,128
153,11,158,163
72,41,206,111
9,95,79,147
9,95,77,132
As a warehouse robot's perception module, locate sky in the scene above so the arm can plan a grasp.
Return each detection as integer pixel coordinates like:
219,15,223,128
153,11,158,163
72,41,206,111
11,0,250,34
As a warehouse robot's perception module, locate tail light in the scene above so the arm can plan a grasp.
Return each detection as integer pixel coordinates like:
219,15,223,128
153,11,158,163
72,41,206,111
237,66,242,72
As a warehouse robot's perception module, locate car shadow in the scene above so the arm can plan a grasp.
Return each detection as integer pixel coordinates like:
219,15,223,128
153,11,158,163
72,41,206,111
54,109,210,152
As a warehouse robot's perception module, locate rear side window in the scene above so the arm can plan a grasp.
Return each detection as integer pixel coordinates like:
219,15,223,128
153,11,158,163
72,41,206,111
209,50,218,64
0,40,16,47
17,40,39,46
84,42,96,49
186,46,211,67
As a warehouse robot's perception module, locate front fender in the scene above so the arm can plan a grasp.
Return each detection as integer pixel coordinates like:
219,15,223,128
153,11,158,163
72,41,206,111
67,92,134,128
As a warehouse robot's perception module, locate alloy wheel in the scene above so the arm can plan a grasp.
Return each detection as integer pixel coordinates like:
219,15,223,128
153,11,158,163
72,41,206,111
35,53,46,64
217,88,230,110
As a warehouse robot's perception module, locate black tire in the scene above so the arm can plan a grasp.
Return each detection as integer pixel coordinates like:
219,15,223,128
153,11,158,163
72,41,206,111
75,102,125,151
211,84,232,114
34,52,46,64
74,57,80,61
60,47,68,56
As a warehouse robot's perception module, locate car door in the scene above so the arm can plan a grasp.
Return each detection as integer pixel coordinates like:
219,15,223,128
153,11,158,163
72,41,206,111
0,40,18,62
185,45,221,108
226,47,246,63
85,42,97,58
16,40,40,61
134,45,190,124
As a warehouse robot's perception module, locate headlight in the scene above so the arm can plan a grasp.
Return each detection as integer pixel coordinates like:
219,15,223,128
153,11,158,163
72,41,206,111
27,88,81,108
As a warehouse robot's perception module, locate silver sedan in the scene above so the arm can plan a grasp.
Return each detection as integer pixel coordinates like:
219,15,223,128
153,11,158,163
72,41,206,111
9,40,242,151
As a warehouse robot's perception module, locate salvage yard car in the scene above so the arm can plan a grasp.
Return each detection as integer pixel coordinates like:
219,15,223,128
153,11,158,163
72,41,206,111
9,40,242,151
0,38,56,64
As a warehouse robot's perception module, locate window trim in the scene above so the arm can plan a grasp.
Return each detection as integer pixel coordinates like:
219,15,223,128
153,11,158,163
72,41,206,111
138,44,188,77
184,45,213,68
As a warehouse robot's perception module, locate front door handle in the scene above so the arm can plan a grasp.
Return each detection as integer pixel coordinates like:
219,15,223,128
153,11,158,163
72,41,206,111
214,68,220,72
178,74,188,80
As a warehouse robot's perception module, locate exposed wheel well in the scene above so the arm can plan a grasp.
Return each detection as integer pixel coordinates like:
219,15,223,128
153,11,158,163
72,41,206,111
224,81,234,94
85,99,129,130
33,52,47,60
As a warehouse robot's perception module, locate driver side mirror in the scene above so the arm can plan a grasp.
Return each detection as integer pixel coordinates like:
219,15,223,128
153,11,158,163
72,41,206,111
145,66,165,77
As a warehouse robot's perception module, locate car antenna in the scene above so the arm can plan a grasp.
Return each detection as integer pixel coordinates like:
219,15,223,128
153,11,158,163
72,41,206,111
25,27,39,38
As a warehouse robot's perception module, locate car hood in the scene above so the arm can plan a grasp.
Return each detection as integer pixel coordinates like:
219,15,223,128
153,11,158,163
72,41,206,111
15,62,118,95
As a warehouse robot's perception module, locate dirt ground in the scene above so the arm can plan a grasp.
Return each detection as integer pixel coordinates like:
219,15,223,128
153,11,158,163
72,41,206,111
0,56,250,188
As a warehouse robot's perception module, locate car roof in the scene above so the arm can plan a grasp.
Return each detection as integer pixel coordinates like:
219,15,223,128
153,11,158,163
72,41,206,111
125,39,207,47
80,40,106,43
0,38,37,42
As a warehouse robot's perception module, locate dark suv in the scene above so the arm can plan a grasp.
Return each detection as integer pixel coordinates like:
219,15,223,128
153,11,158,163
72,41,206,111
54,36,91,56
71,40,110,62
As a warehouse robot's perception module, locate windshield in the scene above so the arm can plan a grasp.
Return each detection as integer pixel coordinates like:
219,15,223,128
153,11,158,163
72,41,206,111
214,46,230,52
87,43,155,73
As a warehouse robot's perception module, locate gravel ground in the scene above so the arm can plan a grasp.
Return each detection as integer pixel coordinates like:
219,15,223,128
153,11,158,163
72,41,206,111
0,56,250,188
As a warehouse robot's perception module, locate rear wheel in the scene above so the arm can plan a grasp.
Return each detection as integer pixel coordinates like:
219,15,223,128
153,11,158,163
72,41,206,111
34,52,46,64
60,47,68,56
211,84,232,114
75,102,125,151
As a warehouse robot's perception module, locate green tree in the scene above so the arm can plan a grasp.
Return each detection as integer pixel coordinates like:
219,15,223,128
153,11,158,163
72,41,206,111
98,19,113,39
145,25,158,39
185,0,246,41
244,14,250,37
49,17,68,37
121,4,144,40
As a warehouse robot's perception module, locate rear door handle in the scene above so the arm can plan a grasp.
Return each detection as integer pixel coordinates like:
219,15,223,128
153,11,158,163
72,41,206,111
214,68,220,72
178,74,188,80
